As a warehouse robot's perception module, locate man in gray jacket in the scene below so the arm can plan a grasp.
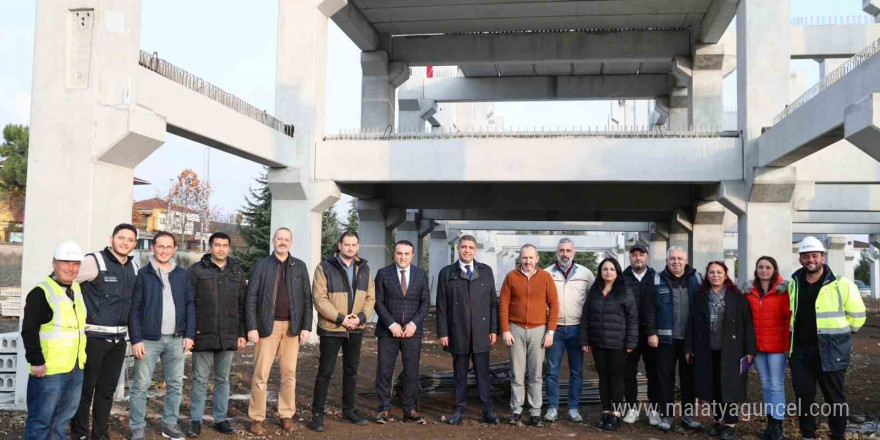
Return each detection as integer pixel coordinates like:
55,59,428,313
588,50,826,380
245,228,313,435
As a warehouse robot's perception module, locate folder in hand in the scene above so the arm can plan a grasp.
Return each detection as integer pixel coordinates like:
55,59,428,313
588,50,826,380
740,355,753,375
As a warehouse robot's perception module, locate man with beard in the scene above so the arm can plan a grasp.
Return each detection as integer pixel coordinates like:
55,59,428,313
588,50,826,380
621,244,660,425
788,236,865,440
543,238,594,423
71,224,139,440
643,247,702,431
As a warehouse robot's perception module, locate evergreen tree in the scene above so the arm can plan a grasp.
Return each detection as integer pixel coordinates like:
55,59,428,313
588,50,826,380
238,171,271,273
0,124,29,216
345,198,359,232
855,252,871,285
321,207,342,259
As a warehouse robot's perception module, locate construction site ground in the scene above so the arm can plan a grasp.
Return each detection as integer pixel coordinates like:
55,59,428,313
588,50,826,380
0,313,878,439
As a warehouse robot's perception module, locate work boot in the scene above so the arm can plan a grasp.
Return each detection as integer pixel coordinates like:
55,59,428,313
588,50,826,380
185,421,201,437
249,420,265,435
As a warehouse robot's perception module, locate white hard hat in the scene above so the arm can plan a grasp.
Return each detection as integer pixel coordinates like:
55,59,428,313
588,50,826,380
798,236,826,254
53,240,83,261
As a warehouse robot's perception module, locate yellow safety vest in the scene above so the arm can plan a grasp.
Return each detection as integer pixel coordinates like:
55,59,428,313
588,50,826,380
32,277,87,375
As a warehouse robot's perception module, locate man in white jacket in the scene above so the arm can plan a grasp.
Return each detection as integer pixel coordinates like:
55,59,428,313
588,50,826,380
543,238,595,422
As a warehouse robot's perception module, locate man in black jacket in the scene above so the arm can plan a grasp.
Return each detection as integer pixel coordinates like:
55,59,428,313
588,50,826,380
245,228,313,435
621,244,660,426
373,240,431,424
185,232,247,436
436,235,500,425
71,223,138,440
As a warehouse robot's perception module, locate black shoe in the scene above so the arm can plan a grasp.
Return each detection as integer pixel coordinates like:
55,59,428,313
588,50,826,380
509,412,524,426
757,419,772,440
310,415,325,432
769,418,784,440
404,410,427,424
482,411,500,425
448,412,464,425
598,413,610,430
376,411,391,424
708,423,723,437
343,410,368,426
531,415,543,427
720,425,738,440
185,421,201,437
212,420,235,434
605,415,622,431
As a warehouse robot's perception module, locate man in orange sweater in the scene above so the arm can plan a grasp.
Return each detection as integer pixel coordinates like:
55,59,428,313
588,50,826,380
500,244,560,427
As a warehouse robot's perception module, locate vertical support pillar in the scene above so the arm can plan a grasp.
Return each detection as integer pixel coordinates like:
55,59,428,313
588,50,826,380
361,51,410,131
670,211,692,262
870,234,880,300
818,58,848,80
395,210,434,267
692,201,726,275
668,85,690,130
428,229,452,304
357,199,404,270
690,44,724,130
648,223,669,271
724,250,738,282
825,235,848,279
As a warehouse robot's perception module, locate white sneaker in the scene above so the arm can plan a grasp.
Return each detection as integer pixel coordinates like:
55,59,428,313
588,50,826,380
622,408,639,424
648,410,662,426
544,407,558,422
568,408,583,423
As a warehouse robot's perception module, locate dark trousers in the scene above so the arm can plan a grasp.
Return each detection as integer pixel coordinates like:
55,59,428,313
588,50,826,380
452,351,493,414
624,337,659,409
71,337,127,438
593,347,627,412
790,344,848,440
375,336,421,412
312,333,363,415
657,338,695,417
711,350,739,424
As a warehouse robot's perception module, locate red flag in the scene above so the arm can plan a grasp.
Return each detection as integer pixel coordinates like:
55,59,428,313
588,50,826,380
427,66,433,78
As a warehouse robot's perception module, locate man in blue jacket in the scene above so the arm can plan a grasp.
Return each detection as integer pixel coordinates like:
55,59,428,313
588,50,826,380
128,231,195,440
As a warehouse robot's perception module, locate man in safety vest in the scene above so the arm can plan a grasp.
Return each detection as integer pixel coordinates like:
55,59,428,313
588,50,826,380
22,241,88,439
789,236,866,440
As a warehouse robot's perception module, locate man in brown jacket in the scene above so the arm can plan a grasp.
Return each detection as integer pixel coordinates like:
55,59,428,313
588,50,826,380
310,231,376,432
500,244,560,427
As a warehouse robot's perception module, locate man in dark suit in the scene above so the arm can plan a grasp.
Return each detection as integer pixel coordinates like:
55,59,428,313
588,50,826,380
374,240,431,424
436,235,500,425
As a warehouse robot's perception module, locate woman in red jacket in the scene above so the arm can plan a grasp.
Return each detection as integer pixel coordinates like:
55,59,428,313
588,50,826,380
744,256,791,440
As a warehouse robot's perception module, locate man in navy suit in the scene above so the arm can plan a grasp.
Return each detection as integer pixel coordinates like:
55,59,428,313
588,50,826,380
373,240,431,424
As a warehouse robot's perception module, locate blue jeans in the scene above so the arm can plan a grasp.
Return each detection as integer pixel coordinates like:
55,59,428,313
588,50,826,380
190,350,234,423
754,352,787,420
26,366,84,440
544,325,584,410
130,336,185,430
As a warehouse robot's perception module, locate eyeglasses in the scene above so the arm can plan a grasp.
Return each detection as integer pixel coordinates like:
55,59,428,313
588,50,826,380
154,245,175,251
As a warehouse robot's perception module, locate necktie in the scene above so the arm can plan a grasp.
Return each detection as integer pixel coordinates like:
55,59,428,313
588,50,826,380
466,265,473,279
400,269,408,297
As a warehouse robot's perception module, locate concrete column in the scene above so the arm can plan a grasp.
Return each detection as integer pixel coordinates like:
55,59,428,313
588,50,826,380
825,235,848,279
692,201,726,275
818,58,848,80
428,229,452,304
18,0,166,407
670,211,692,262
872,255,880,300
648,223,669,271
690,44,724,129
395,210,434,267
357,199,405,270
398,80,439,133
724,250,738,282
792,242,801,277
361,51,409,131
844,237,856,282
669,85,690,130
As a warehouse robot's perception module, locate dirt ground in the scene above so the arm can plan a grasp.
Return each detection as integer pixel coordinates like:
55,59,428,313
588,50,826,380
1,313,878,439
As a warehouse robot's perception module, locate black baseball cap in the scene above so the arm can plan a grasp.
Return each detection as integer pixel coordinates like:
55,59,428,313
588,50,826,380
629,244,649,254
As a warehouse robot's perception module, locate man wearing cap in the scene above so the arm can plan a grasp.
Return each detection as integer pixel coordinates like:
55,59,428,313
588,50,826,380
789,236,866,440
22,241,88,439
71,224,139,440
543,238,594,423
621,244,660,425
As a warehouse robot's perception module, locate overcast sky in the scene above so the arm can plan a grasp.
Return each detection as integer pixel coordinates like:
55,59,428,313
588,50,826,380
0,1,869,219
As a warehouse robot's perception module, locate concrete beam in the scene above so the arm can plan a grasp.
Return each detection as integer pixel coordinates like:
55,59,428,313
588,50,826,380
442,221,652,233
389,29,690,66
136,69,294,167
844,93,880,162
672,57,693,87
867,0,880,17
758,49,880,167
318,137,742,183
802,183,880,211
793,211,880,224
329,2,379,51
95,105,166,168
413,75,669,103
700,0,739,44
792,140,880,183
793,223,880,234
421,209,670,222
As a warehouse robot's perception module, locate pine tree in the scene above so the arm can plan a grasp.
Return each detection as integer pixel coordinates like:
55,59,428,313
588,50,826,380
238,171,271,273
345,198,359,232
321,207,342,259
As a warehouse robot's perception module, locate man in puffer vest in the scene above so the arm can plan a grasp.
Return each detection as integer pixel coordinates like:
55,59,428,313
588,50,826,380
789,236,866,440
22,241,88,439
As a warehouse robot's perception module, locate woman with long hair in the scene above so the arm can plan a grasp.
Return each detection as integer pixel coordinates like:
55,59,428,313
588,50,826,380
743,256,790,440
579,257,638,430
685,261,756,440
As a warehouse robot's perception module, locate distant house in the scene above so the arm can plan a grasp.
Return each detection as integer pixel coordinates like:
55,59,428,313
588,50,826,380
133,197,206,251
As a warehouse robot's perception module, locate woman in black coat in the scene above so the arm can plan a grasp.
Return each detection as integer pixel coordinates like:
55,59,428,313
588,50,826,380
580,257,638,431
685,261,756,440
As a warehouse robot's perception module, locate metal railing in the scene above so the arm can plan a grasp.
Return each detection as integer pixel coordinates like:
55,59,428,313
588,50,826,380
790,15,878,26
325,126,733,141
138,51,294,137
773,37,880,124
